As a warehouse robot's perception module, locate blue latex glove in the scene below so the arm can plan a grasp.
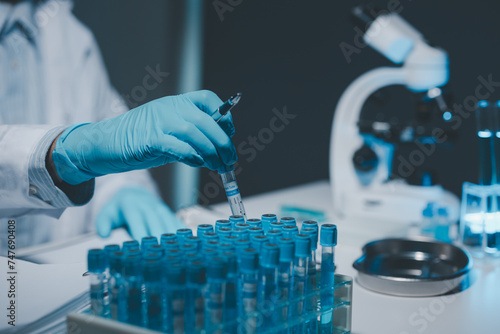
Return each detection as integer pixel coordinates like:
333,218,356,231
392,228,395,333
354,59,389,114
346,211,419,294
95,187,186,240
52,90,237,185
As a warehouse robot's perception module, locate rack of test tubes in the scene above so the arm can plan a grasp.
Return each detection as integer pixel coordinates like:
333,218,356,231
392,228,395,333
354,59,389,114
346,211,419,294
69,214,352,334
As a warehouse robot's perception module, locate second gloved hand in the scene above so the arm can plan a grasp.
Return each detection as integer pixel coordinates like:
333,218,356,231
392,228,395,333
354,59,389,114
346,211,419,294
95,187,186,241
52,90,237,185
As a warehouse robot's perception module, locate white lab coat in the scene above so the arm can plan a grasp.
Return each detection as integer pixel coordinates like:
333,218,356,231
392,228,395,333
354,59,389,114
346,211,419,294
0,0,156,250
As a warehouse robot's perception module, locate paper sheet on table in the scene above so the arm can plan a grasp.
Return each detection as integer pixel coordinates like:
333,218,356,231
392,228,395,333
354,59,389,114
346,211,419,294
0,257,87,332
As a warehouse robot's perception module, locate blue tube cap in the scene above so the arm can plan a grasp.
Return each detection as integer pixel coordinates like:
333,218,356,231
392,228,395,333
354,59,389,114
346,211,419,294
176,228,193,239
246,218,262,227
278,238,294,262
261,243,279,268
104,244,120,257
320,224,337,247
141,236,158,250
250,235,269,250
239,248,259,273
261,213,277,232
232,229,249,240
280,217,297,226
248,227,264,236
267,230,283,243
197,224,214,236
181,243,197,254
88,249,107,273
148,244,166,256
301,228,318,250
203,232,219,241
294,234,311,257
302,220,318,230
215,219,231,231
269,222,285,231
122,240,139,253
282,225,299,239
229,215,245,227
160,233,177,243
163,241,180,250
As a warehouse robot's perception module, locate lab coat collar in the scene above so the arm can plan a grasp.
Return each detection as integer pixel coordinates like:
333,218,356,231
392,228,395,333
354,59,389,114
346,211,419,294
0,0,39,42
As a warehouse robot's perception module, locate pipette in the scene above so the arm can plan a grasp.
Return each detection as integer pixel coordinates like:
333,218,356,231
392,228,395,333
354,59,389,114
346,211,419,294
212,93,247,220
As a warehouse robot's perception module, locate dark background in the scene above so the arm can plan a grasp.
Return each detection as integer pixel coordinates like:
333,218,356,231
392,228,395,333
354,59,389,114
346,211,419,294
74,0,500,206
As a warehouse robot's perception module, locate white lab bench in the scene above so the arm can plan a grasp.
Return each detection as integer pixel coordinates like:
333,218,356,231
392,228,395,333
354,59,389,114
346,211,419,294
208,180,500,334
18,180,500,333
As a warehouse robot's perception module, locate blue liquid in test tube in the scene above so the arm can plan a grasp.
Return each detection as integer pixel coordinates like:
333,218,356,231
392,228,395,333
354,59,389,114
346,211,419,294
185,261,206,334
239,248,259,334
301,228,319,333
124,254,145,327
257,243,279,330
165,261,186,333
144,255,164,331
221,252,238,332
289,234,311,334
320,224,337,334
205,257,227,333
278,238,294,329
88,249,110,318
109,251,126,321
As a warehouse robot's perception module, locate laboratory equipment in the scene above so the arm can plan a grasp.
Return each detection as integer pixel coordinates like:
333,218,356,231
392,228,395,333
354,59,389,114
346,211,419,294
320,224,337,334
460,182,500,257
330,5,460,224
160,233,177,244
261,213,278,232
176,228,193,244
280,216,297,226
83,214,353,334
269,222,285,231
246,218,263,228
87,249,110,318
212,93,247,220
353,238,471,296
215,219,231,231
476,101,496,185
230,215,245,227
248,227,264,236
197,224,214,237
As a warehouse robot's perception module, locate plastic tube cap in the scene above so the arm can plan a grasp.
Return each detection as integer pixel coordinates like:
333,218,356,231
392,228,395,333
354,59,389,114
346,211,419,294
302,220,319,230
280,217,297,226
261,213,277,232
229,215,245,226
269,222,285,231
164,241,180,250
141,236,158,250
239,248,258,272
232,229,249,240
250,235,269,250
218,243,236,253
176,228,193,239
88,249,107,273
148,244,166,256
122,240,139,253
197,224,214,236
320,224,338,247
235,239,251,254
160,233,177,243
246,218,262,227
261,243,279,268
181,243,197,254
203,232,219,241
222,236,238,245
207,257,227,280
282,225,299,239
234,223,250,230
104,244,120,257
248,227,264,236
267,230,283,243
278,238,294,262
215,219,231,230
301,228,318,250
294,235,311,257
204,240,219,250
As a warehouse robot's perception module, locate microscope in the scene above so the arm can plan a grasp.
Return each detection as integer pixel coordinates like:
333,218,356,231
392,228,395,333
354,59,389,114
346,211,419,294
330,5,460,225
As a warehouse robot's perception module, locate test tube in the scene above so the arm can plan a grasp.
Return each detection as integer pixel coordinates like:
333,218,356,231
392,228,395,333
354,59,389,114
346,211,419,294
164,241,180,251
220,170,247,220
205,240,220,250
320,224,337,334
217,228,233,241
184,236,203,252
476,101,496,185
165,261,186,333
301,228,318,333
289,234,311,333
181,243,198,256
233,226,250,240
257,243,280,330
147,244,166,258
122,240,140,253
251,235,269,253
124,254,145,327
221,252,238,332
104,244,120,258
218,243,236,253
185,261,206,334
261,214,278,233
495,102,500,183
108,251,126,322
302,221,319,268
239,248,259,334
88,249,110,318
177,228,193,245
205,257,227,332
144,255,164,331
277,238,294,326
141,236,158,251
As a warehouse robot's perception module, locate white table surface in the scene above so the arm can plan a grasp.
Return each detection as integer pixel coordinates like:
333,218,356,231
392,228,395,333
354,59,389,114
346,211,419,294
208,180,500,334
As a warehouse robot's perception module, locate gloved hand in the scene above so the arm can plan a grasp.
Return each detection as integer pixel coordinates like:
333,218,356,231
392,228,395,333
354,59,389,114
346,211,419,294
95,187,186,240
52,90,237,185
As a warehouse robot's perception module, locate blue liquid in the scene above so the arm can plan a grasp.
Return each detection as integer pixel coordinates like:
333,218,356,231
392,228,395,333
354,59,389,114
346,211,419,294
240,273,258,333
478,135,495,185
320,253,335,334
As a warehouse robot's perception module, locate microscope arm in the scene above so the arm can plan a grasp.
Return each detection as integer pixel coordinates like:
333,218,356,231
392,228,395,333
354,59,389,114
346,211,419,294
330,66,407,216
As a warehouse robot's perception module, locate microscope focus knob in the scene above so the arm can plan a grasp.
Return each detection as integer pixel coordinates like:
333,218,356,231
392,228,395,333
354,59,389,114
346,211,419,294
352,144,378,172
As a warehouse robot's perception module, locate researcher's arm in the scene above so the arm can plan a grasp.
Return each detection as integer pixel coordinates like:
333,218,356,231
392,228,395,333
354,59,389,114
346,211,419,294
47,90,237,187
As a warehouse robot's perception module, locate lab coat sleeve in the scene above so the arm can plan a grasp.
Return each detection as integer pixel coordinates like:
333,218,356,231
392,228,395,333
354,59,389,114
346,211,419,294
0,124,94,218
